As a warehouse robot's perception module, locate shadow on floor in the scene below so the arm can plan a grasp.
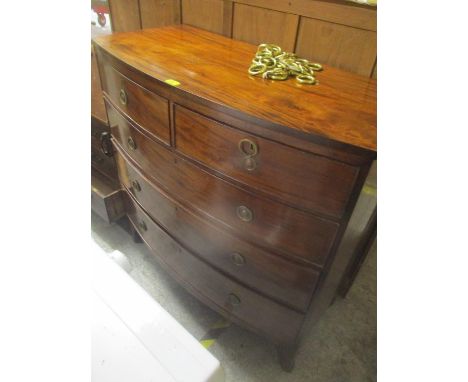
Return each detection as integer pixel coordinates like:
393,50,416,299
92,212,376,382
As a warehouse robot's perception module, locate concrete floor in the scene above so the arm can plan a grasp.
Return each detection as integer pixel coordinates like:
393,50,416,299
92,212,376,382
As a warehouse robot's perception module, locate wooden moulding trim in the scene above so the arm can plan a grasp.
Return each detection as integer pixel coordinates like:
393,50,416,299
232,0,377,31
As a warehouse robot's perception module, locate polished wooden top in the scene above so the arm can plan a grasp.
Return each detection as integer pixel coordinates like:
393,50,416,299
93,25,376,152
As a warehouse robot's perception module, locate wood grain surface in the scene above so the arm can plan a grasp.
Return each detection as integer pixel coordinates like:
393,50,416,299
175,105,358,218
108,0,141,32
101,63,171,145
115,146,321,311
93,25,376,152
140,0,181,28
296,17,377,76
107,101,339,266
182,0,226,34
126,191,305,344
91,46,108,124
232,3,299,51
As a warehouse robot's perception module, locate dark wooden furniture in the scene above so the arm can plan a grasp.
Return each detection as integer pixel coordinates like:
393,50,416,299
93,25,376,371
91,30,126,223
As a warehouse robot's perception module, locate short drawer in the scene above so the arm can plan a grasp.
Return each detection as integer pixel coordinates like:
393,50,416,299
115,148,320,312
126,192,305,344
174,105,358,219
101,61,170,145
108,102,338,267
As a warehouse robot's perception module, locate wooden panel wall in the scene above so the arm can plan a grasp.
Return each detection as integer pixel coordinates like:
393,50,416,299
296,17,377,76
108,0,377,77
140,0,181,29
182,0,226,35
232,4,299,52
108,0,141,32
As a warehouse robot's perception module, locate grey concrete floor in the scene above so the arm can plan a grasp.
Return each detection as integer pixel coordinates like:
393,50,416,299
92,212,376,382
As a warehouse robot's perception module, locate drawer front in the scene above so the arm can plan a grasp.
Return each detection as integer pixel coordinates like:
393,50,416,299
174,105,358,219
115,147,319,312
91,117,111,153
108,102,338,266
126,192,305,344
101,62,170,145
91,144,117,180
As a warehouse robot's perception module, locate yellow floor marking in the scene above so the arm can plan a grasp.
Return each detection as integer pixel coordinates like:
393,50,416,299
200,339,215,349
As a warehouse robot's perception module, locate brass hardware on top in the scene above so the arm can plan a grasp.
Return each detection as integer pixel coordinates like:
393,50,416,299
132,180,141,192
248,43,323,85
127,137,137,151
227,293,241,306
237,205,253,222
231,252,246,266
119,88,128,105
139,220,147,231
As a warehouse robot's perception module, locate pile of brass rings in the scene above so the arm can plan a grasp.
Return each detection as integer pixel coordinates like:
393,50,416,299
248,43,323,85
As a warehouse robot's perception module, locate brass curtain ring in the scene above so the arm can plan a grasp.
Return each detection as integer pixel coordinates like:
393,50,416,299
248,63,267,75
296,75,317,85
308,63,323,71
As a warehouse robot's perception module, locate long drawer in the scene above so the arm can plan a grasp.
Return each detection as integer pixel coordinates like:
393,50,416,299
174,105,359,219
115,145,320,312
125,191,305,344
100,62,170,145
107,101,339,266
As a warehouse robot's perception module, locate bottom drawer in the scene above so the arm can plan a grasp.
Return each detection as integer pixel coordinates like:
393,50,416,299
126,192,305,345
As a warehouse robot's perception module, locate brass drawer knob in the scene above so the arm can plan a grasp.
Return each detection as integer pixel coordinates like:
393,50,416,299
127,137,137,151
238,138,258,157
132,180,141,192
231,252,245,266
138,220,147,231
119,88,127,105
236,205,253,222
227,293,241,306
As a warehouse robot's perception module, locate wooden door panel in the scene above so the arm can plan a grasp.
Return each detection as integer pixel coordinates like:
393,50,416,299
296,17,376,76
232,3,299,51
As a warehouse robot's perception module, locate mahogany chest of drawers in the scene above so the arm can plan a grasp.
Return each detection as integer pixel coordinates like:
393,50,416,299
93,25,376,371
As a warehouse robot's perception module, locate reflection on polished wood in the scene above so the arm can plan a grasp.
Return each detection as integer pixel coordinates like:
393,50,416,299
94,25,376,152
93,25,376,371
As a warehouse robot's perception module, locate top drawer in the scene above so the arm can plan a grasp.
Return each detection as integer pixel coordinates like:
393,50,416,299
100,62,170,145
174,105,358,219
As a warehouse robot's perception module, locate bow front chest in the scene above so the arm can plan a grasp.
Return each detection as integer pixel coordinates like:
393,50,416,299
93,25,376,371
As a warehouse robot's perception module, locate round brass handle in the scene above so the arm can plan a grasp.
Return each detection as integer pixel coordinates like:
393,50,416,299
127,137,136,151
236,205,253,222
243,157,257,171
230,252,245,266
119,88,127,105
238,138,258,157
138,220,147,231
132,180,141,192
227,293,241,306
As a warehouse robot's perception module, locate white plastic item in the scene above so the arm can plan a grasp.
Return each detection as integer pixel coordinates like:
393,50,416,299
91,242,224,382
